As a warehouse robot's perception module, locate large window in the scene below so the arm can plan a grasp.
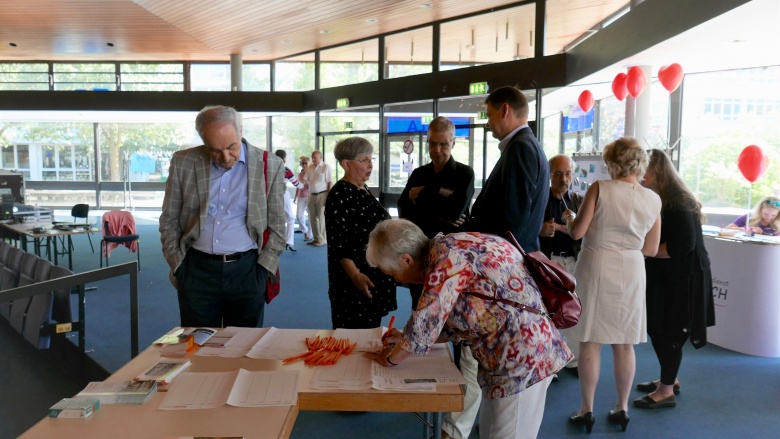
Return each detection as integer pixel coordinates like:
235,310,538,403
385,28,432,79
275,54,315,91
440,3,535,70
120,63,184,91
53,63,116,91
679,67,780,209
320,40,378,88
0,63,49,90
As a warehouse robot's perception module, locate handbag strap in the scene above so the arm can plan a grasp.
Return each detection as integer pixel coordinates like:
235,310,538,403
464,291,545,316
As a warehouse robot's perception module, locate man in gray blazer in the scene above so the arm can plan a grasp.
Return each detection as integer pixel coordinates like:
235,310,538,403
160,105,285,328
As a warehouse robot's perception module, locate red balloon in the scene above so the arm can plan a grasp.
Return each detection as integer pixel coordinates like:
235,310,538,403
612,73,628,101
578,90,594,113
658,63,684,93
626,66,647,98
737,145,769,183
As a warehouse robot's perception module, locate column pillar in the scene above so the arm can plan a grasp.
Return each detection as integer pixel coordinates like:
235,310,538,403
230,54,243,91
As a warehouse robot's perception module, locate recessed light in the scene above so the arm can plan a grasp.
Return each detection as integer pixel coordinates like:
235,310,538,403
319,29,331,35
281,40,292,45
420,3,433,8
730,39,745,43
9,43,17,47
106,42,114,47
366,18,377,23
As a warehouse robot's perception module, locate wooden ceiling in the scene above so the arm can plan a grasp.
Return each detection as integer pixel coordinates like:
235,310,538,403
0,0,628,63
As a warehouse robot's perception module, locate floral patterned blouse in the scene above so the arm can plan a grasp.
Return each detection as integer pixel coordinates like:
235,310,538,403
399,232,572,399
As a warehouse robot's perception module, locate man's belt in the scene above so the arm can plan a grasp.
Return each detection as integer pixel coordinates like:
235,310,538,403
310,190,328,195
190,248,253,263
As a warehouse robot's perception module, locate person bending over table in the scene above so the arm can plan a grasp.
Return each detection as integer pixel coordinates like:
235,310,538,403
365,218,571,439
324,137,397,329
726,196,780,236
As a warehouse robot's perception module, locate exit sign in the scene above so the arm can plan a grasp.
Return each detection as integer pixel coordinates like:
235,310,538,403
336,98,350,109
469,82,488,95
421,116,433,124
477,111,487,120
345,121,353,129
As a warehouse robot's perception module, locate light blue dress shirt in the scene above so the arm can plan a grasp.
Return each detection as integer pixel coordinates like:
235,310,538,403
191,142,257,255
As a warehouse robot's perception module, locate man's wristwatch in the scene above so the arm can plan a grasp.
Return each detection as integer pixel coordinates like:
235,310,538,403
386,354,398,366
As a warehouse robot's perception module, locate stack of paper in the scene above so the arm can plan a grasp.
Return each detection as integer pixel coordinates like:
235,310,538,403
310,343,466,392
135,359,191,385
159,369,299,410
246,327,319,360
196,327,268,357
76,381,157,405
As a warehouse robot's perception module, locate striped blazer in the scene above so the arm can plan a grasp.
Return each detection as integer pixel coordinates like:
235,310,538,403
159,140,286,279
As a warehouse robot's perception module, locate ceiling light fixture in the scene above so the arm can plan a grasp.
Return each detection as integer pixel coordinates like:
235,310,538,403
319,29,331,35
366,18,377,23
420,3,433,8
9,43,17,47
106,43,114,47
281,40,292,44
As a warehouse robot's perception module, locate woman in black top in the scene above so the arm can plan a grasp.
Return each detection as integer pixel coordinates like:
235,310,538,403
636,149,715,409
325,137,396,329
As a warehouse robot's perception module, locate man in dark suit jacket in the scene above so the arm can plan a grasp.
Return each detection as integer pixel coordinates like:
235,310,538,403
468,86,549,252
448,86,551,439
398,116,474,309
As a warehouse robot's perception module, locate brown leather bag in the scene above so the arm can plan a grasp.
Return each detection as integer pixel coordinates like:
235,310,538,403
506,231,581,329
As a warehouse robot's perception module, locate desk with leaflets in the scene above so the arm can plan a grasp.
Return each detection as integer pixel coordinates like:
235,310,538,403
21,327,465,439
703,231,780,357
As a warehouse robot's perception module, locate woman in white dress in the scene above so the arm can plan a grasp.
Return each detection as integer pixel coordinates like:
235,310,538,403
563,137,661,433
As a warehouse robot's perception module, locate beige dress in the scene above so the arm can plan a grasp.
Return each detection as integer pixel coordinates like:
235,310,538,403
568,179,661,344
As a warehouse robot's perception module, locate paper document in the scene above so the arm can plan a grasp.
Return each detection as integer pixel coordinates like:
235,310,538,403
196,327,268,357
246,327,319,360
332,327,384,352
371,344,466,390
159,369,299,410
310,343,465,391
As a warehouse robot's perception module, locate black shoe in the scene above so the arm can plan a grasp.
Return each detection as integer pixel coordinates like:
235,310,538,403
636,381,681,395
569,411,594,434
286,245,297,252
633,394,677,409
607,410,630,432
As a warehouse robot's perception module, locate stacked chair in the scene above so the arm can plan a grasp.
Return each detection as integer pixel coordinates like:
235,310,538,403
0,241,74,349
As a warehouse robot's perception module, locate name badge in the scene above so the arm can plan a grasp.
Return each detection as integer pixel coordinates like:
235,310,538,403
439,187,454,197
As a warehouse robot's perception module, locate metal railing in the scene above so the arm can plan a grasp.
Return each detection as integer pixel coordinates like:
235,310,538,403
0,261,140,357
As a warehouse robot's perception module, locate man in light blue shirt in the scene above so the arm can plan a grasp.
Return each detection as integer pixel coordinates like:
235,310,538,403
160,106,286,328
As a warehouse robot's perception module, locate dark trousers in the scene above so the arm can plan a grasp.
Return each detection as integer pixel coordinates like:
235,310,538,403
649,331,683,385
176,248,267,328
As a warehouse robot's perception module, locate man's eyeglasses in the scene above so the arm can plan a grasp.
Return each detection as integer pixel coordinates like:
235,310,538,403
354,158,374,165
552,171,573,178
765,200,780,208
427,140,452,149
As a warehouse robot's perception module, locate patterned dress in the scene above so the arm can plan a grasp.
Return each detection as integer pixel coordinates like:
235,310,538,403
325,179,397,329
400,232,572,399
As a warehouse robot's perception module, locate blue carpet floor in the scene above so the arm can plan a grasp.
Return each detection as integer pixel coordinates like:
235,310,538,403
4,222,780,438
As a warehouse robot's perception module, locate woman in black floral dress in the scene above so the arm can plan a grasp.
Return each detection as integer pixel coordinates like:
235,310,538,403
325,137,397,329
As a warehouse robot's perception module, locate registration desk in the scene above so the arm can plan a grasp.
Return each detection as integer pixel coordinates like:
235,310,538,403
21,329,463,439
704,235,780,357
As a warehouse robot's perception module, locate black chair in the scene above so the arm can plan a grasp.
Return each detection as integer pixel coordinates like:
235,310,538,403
71,204,94,253
100,210,140,271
